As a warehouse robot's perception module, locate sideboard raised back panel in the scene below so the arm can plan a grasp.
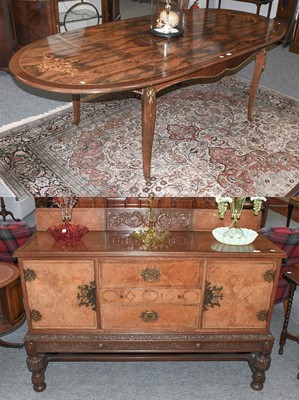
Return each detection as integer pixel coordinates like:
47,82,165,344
35,207,263,231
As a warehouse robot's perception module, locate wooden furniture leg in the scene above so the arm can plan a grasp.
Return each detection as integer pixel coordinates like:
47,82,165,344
72,94,81,125
251,342,273,391
26,352,47,392
278,265,299,379
141,86,157,182
286,203,294,227
248,49,266,121
278,280,297,354
0,338,23,348
286,198,299,227
0,197,20,222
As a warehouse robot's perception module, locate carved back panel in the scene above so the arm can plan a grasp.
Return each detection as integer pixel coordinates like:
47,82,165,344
35,207,263,231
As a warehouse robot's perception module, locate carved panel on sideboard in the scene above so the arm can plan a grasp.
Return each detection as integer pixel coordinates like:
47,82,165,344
35,207,262,231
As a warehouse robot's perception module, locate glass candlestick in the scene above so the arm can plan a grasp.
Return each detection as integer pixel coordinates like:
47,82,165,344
131,196,170,250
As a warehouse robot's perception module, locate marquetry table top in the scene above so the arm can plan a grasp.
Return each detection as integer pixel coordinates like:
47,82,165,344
9,9,285,95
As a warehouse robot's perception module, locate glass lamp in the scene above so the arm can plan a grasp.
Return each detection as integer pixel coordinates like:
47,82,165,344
150,0,185,38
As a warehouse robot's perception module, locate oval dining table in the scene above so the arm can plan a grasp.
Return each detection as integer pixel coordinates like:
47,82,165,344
9,9,286,181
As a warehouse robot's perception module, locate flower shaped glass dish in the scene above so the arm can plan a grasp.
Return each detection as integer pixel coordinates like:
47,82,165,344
212,227,258,246
47,223,89,244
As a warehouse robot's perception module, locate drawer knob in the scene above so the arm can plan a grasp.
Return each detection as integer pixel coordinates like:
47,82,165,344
140,310,159,322
141,268,160,282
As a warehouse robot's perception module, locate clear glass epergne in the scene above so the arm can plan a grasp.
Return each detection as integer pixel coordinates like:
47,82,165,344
213,197,266,245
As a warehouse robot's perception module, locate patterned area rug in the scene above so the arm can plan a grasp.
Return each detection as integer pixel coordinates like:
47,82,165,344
0,76,298,198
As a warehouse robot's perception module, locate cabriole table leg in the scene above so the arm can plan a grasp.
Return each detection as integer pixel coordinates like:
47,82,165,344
248,49,266,121
141,86,157,182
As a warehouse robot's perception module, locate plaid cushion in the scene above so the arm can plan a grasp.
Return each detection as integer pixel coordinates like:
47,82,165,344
0,222,36,264
260,226,299,303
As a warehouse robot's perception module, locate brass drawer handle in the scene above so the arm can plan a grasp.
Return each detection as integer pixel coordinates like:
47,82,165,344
141,268,160,282
140,310,159,322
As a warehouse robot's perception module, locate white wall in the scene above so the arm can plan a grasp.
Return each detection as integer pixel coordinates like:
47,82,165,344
2,196,35,221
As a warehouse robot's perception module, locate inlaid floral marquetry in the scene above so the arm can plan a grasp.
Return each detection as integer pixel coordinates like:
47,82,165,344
38,53,79,75
227,11,258,22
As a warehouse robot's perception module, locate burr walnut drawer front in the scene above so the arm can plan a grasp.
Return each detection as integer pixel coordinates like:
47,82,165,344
99,259,203,288
101,303,200,330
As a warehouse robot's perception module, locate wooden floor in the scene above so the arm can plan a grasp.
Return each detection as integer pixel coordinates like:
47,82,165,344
268,197,299,223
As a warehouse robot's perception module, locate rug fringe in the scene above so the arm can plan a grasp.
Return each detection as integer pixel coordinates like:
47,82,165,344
0,103,72,134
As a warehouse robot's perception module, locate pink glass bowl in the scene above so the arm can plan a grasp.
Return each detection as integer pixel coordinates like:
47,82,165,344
47,223,89,244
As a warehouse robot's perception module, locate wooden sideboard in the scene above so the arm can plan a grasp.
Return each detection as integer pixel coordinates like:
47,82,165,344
14,207,285,392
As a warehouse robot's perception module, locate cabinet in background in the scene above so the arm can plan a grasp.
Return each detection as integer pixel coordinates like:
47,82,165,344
9,0,60,48
8,0,110,49
0,0,14,69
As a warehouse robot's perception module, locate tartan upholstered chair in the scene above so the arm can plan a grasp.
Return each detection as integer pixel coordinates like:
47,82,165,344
260,227,299,304
0,221,35,348
0,221,36,265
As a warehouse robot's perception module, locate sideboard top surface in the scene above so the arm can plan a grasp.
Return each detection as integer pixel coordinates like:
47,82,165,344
14,231,286,259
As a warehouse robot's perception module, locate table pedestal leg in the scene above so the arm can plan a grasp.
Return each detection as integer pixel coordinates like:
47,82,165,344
141,87,157,182
72,94,81,125
248,49,266,121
